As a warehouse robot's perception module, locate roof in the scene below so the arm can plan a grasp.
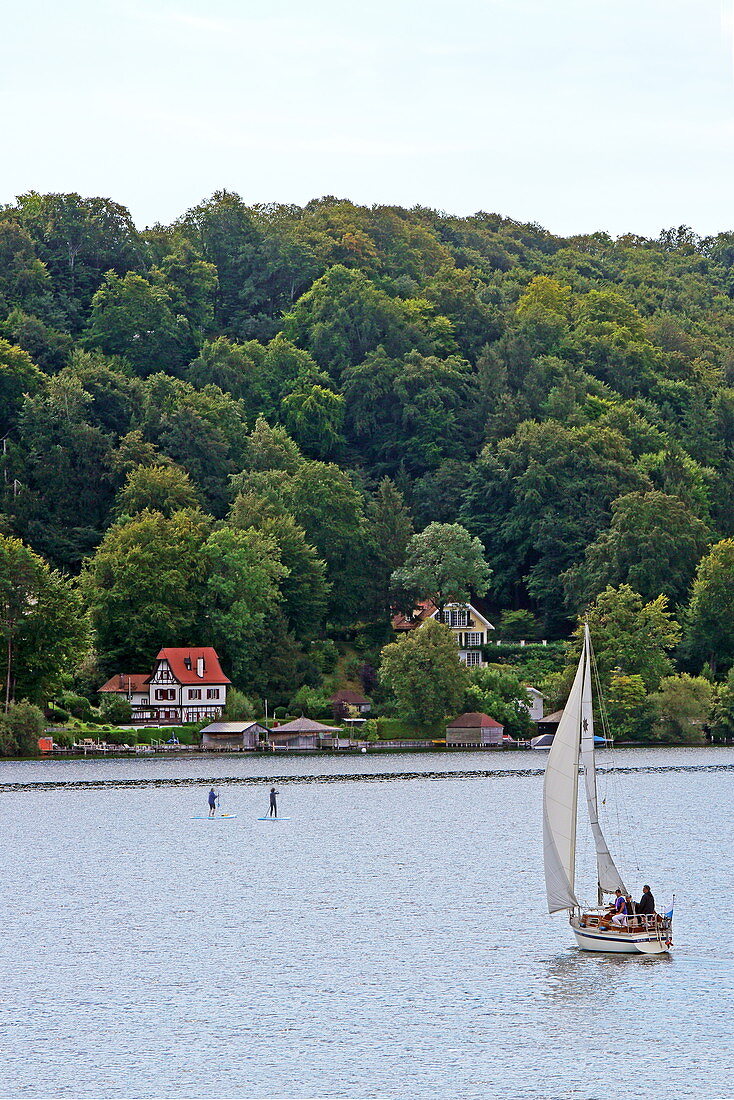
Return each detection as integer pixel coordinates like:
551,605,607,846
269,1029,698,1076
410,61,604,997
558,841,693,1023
99,673,150,694
447,712,503,728
153,647,231,685
200,721,266,735
392,598,495,631
270,716,341,734
331,689,371,705
539,710,564,725
391,599,438,631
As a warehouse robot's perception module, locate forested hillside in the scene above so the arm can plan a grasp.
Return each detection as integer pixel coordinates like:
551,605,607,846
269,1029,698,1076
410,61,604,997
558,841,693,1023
3,190,734,738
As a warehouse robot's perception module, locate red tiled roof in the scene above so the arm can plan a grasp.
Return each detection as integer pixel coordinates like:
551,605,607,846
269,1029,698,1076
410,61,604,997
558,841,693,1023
331,689,371,705
391,600,438,630
154,647,231,685
447,712,503,728
99,673,150,694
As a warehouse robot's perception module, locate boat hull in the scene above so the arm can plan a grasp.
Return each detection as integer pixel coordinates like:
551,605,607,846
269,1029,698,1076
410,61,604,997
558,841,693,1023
570,918,671,954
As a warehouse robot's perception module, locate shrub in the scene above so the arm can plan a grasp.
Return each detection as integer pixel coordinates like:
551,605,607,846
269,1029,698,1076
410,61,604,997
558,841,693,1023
0,700,45,757
57,691,94,721
223,689,257,720
105,727,137,745
274,706,288,719
99,695,133,724
310,639,339,674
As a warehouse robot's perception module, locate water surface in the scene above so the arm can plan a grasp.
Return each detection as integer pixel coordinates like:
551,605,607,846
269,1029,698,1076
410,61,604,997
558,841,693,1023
1,748,732,1099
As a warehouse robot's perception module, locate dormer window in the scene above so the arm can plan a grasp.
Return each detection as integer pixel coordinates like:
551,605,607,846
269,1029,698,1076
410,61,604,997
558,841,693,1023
184,657,192,670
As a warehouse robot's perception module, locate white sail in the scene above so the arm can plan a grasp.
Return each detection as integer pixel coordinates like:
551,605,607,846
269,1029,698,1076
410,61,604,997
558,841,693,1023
542,646,584,913
579,625,627,898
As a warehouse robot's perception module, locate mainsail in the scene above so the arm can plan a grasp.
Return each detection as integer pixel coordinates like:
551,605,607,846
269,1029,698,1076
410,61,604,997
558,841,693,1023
542,647,584,913
579,624,627,900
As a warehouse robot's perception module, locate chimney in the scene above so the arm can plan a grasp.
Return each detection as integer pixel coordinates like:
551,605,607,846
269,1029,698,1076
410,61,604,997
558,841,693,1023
196,656,205,677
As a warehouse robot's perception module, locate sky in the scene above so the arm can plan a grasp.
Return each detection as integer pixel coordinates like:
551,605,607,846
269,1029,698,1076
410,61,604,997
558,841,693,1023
3,0,734,238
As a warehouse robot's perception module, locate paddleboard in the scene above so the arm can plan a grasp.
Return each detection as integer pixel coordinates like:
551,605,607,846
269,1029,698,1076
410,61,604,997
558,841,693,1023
192,814,238,819
257,816,291,821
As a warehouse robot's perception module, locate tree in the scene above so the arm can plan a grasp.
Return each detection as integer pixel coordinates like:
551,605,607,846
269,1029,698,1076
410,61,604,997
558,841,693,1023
86,272,192,376
563,491,711,609
0,535,89,708
710,668,734,740
390,522,490,615
462,421,647,622
114,464,201,518
463,665,534,740
682,540,734,676
82,509,212,671
228,505,329,640
0,338,46,433
578,585,681,692
0,700,45,757
606,673,655,742
498,610,540,641
364,478,414,617
280,377,345,459
649,674,713,744
202,527,286,689
379,618,469,724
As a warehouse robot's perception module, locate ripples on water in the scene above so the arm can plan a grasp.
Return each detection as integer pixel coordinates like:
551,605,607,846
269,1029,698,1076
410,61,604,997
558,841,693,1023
1,748,733,1099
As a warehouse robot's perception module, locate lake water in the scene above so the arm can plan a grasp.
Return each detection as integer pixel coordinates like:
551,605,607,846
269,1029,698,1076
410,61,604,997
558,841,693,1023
2,746,733,1100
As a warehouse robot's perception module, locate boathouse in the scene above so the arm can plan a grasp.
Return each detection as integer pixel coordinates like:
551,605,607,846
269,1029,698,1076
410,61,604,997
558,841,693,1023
200,720,267,751
445,712,504,747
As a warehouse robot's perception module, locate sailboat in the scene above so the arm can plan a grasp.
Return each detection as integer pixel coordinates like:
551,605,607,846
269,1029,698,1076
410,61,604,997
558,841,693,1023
542,623,673,954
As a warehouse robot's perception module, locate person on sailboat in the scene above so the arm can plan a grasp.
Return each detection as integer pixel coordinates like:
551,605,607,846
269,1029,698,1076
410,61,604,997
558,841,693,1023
637,885,655,914
611,890,628,927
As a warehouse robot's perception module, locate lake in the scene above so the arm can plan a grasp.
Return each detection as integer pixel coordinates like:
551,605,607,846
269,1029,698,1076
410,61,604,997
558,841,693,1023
1,746,733,1099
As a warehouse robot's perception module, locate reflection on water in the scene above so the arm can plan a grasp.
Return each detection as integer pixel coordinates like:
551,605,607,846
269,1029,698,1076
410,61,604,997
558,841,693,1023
0,749,732,1099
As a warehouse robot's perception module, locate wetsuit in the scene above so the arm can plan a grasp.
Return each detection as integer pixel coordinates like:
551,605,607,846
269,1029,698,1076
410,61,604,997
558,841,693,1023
269,789,278,817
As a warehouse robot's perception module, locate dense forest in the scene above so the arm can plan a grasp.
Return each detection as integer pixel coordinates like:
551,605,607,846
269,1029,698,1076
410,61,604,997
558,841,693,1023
2,189,734,745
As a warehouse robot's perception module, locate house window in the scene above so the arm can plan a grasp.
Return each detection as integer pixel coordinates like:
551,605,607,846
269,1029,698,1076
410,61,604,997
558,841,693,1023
446,608,470,627
155,688,176,701
188,689,202,700
464,651,483,666
206,688,220,700
466,632,484,647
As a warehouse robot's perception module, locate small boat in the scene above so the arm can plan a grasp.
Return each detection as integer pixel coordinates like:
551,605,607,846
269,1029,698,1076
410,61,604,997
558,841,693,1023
542,624,673,954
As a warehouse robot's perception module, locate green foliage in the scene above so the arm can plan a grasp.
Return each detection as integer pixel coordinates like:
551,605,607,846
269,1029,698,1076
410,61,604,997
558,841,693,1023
379,618,469,725
710,669,734,740
82,508,212,672
98,694,133,724
86,271,192,376
222,689,257,721
289,685,333,719
114,464,201,518
606,673,655,742
649,674,714,744
563,490,711,610
391,522,490,612
0,534,90,706
0,700,45,757
682,539,734,676
463,665,534,739
498,610,540,641
579,585,681,692
0,337,46,432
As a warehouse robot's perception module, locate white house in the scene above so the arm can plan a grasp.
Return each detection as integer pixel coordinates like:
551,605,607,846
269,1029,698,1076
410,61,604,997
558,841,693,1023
98,673,151,710
522,686,544,722
100,648,231,724
144,647,231,723
392,600,495,667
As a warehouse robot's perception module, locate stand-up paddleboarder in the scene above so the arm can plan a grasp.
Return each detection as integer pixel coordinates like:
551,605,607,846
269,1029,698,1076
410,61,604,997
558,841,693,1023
208,788,218,817
269,787,279,817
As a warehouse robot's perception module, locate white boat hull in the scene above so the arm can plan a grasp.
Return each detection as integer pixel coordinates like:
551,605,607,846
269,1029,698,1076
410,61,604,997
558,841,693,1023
570,917,671,954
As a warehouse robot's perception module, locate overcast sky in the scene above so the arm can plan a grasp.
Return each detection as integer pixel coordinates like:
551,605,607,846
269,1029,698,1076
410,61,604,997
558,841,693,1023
3,0,734,237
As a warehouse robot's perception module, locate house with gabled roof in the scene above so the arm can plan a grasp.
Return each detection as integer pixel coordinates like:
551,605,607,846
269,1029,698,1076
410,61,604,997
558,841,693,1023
98,673,150,710
144,647,231,723
392,599,495,668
